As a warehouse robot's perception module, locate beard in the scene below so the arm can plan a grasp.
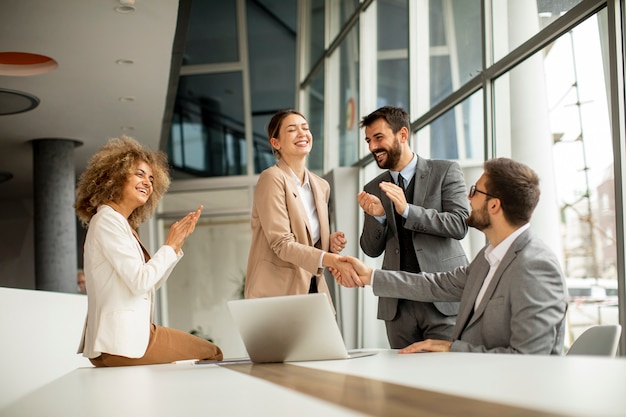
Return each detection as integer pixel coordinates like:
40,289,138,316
466,200,491,231
372,136,403,170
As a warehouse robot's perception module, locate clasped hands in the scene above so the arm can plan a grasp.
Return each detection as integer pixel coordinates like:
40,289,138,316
328,255,373,288
329,257,453,353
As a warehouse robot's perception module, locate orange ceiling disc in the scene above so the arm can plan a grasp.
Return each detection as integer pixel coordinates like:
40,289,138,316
0,52,58,76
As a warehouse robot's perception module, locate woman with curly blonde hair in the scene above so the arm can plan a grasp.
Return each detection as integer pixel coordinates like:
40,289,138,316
75,135,223,367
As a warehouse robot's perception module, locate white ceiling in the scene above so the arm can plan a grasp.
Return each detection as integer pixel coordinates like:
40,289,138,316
0,0,180,201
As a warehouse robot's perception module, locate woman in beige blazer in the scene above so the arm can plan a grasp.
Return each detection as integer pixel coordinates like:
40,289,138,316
245,110,360,308
75,136,222,367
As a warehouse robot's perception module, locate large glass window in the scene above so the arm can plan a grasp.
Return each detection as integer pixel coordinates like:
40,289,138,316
416,90,483,161
169,73,246,177
304,0,326,73
306,70,325,173
329,0,360,40
184,1,238,65
247,0,298,173
494,9,618,345
337,24,360,166
377,0,409,108
413,0,482,118
492,0,584,62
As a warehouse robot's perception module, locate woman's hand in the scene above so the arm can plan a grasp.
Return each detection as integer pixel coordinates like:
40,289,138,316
329,231,347,253
165,205,203,253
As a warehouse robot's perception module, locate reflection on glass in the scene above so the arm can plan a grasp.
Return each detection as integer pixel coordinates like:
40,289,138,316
184,0,238,65
495,10,617,344
169,73,246,177
252,113,275,174
338,24,360,166
305,0,326,73
247,0,297,116
246,0,297,173
414,0,482,117
307,71,325,173
492,0,583,62
329,0,359,40
416,90,483,161
377,0,409,108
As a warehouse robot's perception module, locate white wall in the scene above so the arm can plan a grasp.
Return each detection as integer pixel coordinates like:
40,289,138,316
0,287,90,409
0,200,35,289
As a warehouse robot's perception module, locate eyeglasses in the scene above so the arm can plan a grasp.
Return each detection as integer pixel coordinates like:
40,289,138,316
469,185,497,199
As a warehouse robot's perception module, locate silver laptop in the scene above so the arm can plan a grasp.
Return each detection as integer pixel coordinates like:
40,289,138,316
226,293,376,363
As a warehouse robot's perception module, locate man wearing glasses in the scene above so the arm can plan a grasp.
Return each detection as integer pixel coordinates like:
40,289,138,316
337,158,568,354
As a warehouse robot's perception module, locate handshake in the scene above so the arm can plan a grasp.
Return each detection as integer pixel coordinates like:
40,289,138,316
328,256,374,288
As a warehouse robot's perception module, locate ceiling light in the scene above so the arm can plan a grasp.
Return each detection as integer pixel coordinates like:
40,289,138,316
118,96,135,102
115,59,135,65
0,88,39,115
0,52,57,76
115,0,135,13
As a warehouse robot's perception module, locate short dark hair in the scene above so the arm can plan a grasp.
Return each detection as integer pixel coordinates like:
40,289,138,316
360,106,410,134
483,158,540,226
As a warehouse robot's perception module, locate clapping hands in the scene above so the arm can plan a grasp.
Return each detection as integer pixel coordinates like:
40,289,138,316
164,205,203,253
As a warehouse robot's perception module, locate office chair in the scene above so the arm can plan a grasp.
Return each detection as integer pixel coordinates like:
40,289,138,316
567,324,622,357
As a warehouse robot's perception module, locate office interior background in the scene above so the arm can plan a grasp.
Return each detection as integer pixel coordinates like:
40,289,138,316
0,0,624,358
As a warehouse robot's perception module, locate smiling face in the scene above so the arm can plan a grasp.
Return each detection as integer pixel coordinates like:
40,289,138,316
270,113,312,160
364,118,404,170
119,161,154,212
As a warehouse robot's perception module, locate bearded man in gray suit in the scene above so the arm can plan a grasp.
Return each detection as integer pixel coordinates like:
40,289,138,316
338,157,568,354
358,106,469,349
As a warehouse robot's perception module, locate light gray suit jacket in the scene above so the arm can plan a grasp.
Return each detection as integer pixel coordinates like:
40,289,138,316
372,229,568,354
360,157,469,320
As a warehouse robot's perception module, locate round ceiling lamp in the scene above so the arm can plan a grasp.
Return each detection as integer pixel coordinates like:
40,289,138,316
0,52,58,76
0,88,39,116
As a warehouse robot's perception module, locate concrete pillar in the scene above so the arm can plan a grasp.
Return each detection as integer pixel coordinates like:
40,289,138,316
32,139,81,293
506,1,563,261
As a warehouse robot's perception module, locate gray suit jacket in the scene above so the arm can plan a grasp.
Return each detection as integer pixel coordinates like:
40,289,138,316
372,229,568,354
360,157,469,320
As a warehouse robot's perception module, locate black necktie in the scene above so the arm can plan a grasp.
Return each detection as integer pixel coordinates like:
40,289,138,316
397,174,405,191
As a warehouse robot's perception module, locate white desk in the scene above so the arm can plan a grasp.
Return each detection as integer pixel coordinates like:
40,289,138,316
1,350,625,417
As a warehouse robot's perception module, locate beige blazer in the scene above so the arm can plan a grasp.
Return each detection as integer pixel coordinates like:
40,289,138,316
77,205,182,358
245,159,334,307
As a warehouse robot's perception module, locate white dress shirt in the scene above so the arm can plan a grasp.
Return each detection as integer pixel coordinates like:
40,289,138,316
290,168,324,267
474,223,530,309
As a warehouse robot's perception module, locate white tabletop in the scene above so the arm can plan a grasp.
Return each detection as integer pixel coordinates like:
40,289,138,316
1,350,624,417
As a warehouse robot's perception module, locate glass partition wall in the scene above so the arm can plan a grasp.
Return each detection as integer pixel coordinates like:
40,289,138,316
298,0,625,351
157,0,625,356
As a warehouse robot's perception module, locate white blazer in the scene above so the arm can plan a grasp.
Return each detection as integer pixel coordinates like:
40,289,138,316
77,205,182,358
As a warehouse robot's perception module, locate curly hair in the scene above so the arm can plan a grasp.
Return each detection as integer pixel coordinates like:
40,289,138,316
74,135,171,229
